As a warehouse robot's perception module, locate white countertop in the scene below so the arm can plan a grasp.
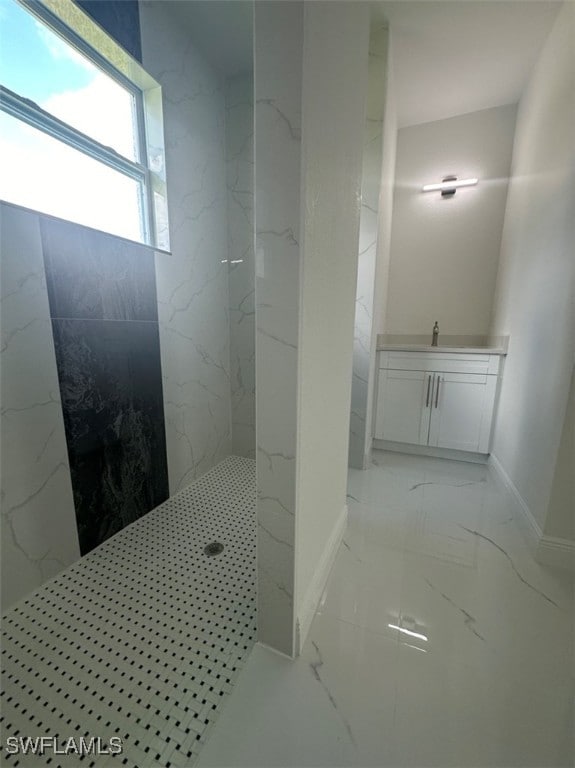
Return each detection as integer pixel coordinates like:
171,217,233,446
378,344,507,355
376,334,509,355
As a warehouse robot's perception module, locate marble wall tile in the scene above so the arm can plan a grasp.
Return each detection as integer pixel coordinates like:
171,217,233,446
254,1,303,657
139,3,232,494
51,318,168,555
349,26,388,470
41,218,158,322
226,74,255,460
0,203,80,611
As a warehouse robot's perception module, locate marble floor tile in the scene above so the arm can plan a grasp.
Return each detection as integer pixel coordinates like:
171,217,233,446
317,529,404,640
198,450,574,768
198,613,399,768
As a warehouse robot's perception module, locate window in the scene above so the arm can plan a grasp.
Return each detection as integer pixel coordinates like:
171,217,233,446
0,0,169,250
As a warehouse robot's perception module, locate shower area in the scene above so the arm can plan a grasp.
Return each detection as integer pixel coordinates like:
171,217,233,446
2,0,372,761
1,1,257,763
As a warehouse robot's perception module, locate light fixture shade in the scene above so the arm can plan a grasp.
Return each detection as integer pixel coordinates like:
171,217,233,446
422,177,478,192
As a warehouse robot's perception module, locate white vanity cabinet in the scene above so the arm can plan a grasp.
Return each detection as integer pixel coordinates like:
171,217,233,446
374,351,502,455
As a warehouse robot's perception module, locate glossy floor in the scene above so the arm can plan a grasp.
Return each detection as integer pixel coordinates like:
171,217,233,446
198,450,574,768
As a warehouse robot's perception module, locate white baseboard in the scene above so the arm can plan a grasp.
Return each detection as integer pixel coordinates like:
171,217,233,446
488,454,542,551
374,439,489,464
537,536,575,572
255,640,295,662
489,454,575,572
295,504,348,656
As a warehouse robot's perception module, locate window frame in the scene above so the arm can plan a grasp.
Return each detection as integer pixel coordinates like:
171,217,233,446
0,0,168,251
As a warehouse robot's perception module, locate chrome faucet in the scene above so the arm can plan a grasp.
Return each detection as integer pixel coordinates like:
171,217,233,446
432,321,439,347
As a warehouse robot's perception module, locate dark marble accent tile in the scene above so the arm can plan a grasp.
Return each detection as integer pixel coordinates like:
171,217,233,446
76,0,142,62
41,217,158,322
52,318,169,555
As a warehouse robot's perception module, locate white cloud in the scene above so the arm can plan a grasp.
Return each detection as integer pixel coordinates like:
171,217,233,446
31,16,137,159
0,15,143,242
34,19,94,72
0,113,143,243
41,73,137,159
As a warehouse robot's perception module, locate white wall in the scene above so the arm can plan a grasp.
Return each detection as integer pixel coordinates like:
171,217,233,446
226,74,255,459
372,32,397,403
490,0,575,537
254,1,369,657
254,1,303,657
140,2,232,493
348,23,389,471
544,367,574,543
385,105,516,337
1,204,80,610
295,1,369,649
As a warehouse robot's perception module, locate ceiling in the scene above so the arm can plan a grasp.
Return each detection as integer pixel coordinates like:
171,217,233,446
377,1,562,127
163,0,562,127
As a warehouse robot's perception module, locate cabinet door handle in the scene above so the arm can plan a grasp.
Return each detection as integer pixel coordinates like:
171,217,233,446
435,375,441,408
426,374,433,407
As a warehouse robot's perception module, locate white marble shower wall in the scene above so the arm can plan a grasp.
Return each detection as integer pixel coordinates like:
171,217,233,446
348,24,388,470
140,2,232,494
0,203,80,610
226,74,255,459
254,2,303,657
254,1,370,657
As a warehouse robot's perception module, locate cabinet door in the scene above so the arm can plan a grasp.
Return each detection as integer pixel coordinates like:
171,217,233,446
374,369,433,445
428,373,497,453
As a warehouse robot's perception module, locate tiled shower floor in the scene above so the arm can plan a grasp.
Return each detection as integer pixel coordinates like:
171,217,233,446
1,456,256,767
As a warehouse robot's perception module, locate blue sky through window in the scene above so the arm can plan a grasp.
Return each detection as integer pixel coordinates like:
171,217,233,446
0,0,144,242
0,0,93,101
0,0,137,160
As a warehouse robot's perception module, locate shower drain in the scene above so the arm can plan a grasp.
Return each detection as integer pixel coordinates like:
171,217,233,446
204,541,224,557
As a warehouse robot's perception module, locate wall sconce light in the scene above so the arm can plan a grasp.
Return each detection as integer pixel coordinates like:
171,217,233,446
422,176,478,197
